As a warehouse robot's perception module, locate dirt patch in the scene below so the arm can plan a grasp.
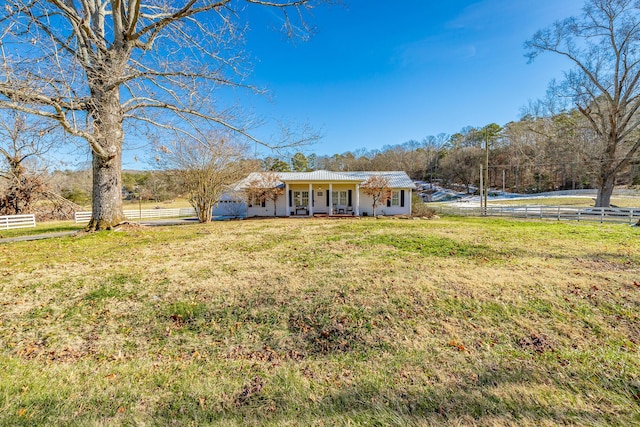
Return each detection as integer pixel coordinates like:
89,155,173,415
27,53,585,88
112,222,148,232
517,334,555,354
234,376,265,407
225,345,306,362
288,311,359,355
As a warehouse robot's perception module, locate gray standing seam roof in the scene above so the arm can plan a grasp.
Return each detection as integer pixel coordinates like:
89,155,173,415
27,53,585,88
236,170,415,190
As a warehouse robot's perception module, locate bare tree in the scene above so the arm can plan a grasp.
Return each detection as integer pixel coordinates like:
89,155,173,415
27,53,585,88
0,112,55,182
422,133,448,185
361,175,391,217
0,0,327,230
440,147,483,194
526,0,640,207
245,171,284,216
0,111,56,215
158,133,250,223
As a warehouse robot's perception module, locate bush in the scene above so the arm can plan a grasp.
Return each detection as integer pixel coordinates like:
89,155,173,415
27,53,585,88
411,193,436,218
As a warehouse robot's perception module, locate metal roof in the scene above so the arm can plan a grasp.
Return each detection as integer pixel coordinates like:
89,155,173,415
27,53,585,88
280,170,363,182
339,171,416,189
235,170,416,189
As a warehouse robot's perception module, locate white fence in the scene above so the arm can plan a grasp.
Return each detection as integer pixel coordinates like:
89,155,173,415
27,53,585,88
434,205,640,225
74,208,196,224
1,214,36,230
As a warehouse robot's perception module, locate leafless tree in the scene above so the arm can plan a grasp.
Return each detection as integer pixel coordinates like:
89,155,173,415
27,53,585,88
245,171,284,216
422,133,448,185
526,0,640,207
158,133,250,223
0,0,328,230
0,111,56,215
361,175,391,217
440,147,482,194
0,111,55,182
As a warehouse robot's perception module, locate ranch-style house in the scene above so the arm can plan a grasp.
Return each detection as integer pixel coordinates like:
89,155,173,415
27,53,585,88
228,170,415,218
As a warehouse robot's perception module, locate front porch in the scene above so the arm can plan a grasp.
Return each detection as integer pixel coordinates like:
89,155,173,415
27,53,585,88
287,211,360,219
286,181,361,217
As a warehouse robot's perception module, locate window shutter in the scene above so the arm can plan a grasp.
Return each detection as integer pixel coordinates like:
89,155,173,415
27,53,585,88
289,190,292,207
348,190,352,206
400,190,405,207
326,193,329,206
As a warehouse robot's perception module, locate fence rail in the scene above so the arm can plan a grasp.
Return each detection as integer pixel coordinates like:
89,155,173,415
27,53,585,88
75,208,197,224
1,214,36,230
434,205,640,224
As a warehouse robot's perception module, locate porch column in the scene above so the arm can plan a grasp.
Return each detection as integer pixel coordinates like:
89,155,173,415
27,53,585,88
285,183,290,217
308,183,314,216
329,183,333,215
355,183,360,216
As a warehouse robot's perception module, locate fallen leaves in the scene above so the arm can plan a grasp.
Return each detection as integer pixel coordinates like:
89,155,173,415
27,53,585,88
448,340,467,352
517,334,555,354
234,376,265,407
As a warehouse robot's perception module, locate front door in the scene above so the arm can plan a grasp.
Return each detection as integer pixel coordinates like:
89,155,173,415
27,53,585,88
314,189,327,213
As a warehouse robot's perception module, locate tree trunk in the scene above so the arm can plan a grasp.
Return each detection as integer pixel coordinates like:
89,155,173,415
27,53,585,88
194,198,213,223
198,205,212,223
87,149,125,230
595,173,615,207
86,85,126,231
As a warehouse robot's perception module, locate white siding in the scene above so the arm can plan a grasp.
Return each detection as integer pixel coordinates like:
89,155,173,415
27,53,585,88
358,189,411,217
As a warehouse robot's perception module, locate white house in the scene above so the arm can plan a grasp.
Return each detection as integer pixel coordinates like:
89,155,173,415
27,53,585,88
232,170,416,217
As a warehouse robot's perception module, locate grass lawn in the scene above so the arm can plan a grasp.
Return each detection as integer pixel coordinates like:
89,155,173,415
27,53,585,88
487,196,640,208
0,220,84,240
1,216,639,425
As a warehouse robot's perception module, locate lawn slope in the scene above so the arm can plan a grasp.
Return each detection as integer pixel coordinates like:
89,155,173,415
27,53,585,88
1,217,639,425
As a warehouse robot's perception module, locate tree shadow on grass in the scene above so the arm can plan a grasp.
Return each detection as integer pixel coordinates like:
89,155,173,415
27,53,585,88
146,360,639,426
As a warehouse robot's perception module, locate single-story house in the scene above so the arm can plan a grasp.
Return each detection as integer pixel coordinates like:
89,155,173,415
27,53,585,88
231,170,416,217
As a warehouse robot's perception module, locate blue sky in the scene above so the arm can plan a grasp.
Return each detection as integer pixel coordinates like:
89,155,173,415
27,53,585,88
231,0,584,158
119,0,585,168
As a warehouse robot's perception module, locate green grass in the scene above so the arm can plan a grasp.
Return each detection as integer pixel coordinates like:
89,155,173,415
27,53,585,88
1,216,639,425
429,194,640,208
0,220,84,239
487,196,640,208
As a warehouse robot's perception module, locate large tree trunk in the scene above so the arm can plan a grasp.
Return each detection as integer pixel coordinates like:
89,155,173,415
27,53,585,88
86,85,126,231
87,149,125,230
595,173,615,207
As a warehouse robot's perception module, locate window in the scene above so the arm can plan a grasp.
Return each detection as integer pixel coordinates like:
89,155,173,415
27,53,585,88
331,191,348,206
391,190,400,206
293,191,309,207
248,195,265,208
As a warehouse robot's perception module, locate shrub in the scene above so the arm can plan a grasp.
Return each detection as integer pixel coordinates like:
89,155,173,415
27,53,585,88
411,193,436,218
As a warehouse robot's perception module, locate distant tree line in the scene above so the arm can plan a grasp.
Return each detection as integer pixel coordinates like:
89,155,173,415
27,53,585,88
41,107,639,213
260,114,638,195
